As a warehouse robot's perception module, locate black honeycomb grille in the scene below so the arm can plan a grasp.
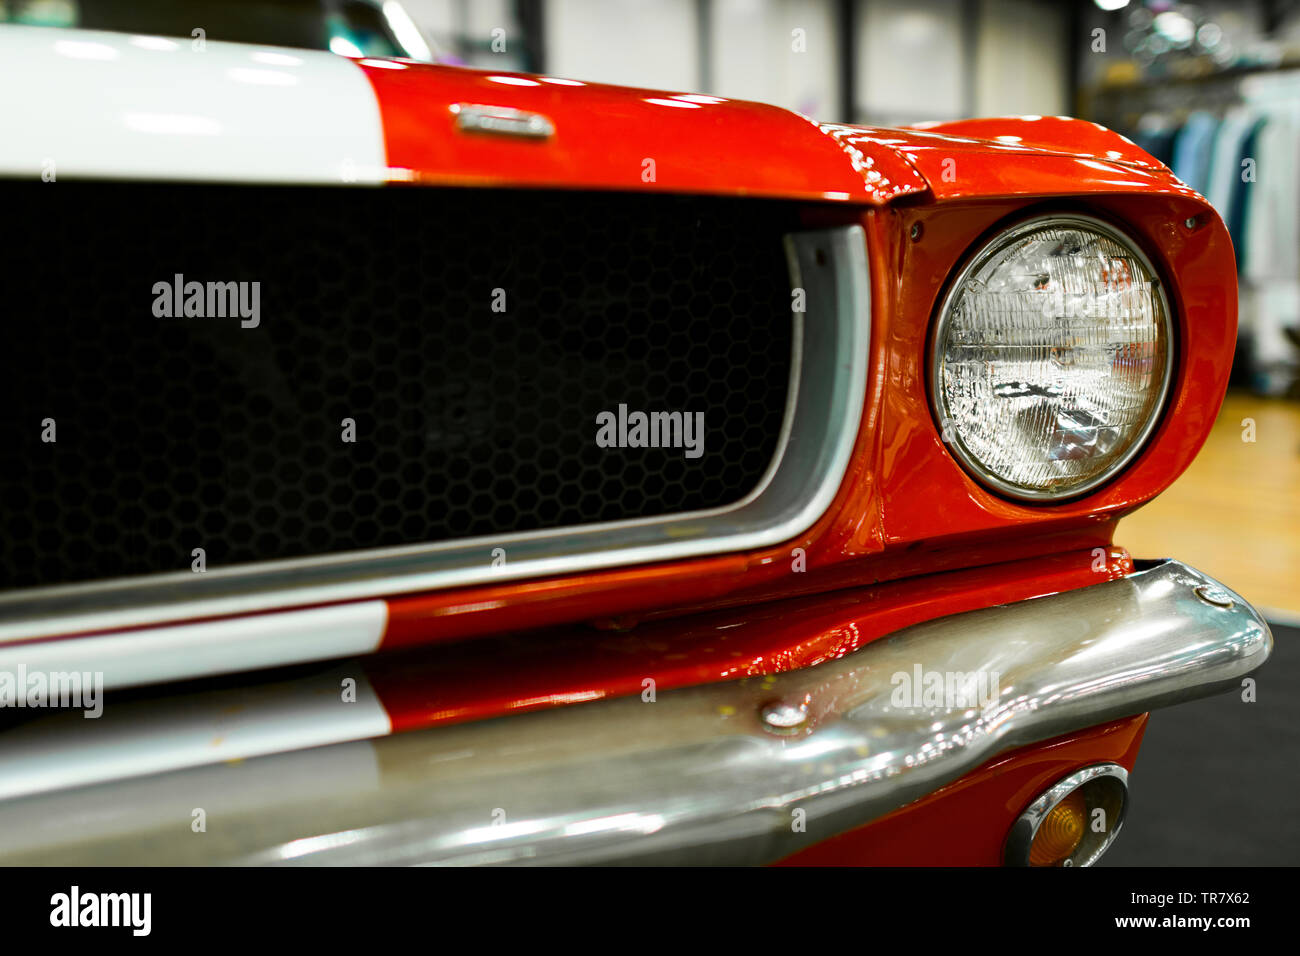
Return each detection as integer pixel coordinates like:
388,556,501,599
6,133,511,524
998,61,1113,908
1,182,797,590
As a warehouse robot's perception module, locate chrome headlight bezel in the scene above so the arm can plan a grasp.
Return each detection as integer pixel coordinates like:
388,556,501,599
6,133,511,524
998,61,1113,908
929,212,1176,503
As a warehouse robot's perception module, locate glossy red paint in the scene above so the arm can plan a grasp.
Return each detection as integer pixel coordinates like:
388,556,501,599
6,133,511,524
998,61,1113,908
908,115,1171,172
774,714,1149,866
866,192,1235,551
821,119,1196,202
357,61,921,202
371,545,1132,731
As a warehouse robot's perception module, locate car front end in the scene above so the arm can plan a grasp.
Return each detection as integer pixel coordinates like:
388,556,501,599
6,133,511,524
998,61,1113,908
0,24,1271,868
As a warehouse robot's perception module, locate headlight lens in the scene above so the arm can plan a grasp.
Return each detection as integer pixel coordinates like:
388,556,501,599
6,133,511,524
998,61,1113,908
931,215,1173,500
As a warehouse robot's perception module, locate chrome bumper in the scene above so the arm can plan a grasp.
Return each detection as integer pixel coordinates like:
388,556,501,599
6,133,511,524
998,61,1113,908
0,559,1271,865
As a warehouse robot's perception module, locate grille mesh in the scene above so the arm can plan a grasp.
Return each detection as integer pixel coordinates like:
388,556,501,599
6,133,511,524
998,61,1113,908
1,183,796,590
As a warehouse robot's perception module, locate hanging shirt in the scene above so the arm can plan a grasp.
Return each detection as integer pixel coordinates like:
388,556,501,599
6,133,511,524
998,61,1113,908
1205,109,1254,219
1170,111,1220,195
1241,98,1300,388
1227,117,1266,265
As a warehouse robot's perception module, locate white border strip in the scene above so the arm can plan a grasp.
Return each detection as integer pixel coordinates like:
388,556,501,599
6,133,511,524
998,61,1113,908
0,601,387,690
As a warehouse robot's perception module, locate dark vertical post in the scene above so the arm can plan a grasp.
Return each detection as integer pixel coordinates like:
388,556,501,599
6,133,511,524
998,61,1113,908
1263,0,1285,35
1066,0,1084,117
452,0,471,62
837,0,856,123
697,0,715,93
515,0,546,74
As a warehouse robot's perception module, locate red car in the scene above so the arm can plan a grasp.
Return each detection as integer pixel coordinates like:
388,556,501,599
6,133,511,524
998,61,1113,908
0,21,1271,867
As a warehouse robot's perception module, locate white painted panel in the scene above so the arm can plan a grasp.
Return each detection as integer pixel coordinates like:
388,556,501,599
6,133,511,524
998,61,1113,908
0,601,387,690
0,24,388,182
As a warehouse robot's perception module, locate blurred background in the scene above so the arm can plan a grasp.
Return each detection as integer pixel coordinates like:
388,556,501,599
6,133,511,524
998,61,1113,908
1,0,1295,862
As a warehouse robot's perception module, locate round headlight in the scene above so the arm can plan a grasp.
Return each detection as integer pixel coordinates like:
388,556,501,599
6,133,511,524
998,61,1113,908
931,214,1173,501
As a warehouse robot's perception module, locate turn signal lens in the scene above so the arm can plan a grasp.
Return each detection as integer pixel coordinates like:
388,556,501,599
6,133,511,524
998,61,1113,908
931,215,1173,500
1028,788,1087,866
1006,764,1129,867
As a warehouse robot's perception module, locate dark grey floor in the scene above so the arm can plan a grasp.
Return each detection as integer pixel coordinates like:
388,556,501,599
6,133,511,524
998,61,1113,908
1102,620,1298,866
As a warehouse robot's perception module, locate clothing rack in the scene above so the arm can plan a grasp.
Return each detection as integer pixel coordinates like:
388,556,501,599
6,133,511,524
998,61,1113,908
1083,64,1300,397
1085,62,1300,128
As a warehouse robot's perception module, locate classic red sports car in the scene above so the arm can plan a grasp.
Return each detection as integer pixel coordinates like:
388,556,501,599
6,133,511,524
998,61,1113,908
0,20,1271,867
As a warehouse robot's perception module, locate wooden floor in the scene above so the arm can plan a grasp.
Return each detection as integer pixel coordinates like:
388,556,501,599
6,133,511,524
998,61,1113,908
1118,392,1300,619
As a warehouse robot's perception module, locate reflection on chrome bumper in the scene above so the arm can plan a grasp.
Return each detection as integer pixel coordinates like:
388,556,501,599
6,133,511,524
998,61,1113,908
0,560,1271,865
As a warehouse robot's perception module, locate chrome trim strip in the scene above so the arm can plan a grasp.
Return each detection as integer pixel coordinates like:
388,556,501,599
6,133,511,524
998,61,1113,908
0,560,1269,865
929,213,1176,502
451,103,556,139
0,226,870,645
0,665,392,802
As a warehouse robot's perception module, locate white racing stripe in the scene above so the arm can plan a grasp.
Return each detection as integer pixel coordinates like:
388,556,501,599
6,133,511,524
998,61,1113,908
0,600,388,690
0,664,391,801
0,24,388,182
0,26,393,691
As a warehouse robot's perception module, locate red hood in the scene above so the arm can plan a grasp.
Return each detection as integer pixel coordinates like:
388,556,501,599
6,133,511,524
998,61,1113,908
826,116,1199,202
0,23,1191,204
362,63,1194,205
360,61,923,203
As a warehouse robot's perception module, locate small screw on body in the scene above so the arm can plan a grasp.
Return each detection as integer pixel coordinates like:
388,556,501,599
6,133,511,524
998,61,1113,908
1193,584,1234,609
760,701,808,733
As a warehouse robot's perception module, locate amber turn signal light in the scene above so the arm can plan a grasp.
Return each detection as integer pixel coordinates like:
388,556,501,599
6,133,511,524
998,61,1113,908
1028,788,1086,866
1004,764,1129,867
